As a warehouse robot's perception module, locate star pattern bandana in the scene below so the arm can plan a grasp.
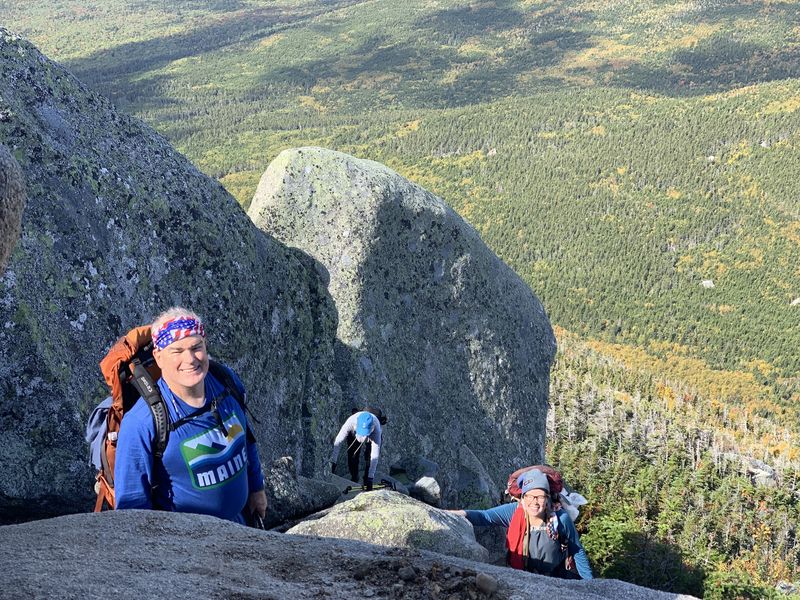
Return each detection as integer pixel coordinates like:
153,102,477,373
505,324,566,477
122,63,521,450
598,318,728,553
152,316,205,350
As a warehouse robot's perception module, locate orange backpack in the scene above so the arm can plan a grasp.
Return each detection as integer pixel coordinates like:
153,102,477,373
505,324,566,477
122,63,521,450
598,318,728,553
93,326,167,511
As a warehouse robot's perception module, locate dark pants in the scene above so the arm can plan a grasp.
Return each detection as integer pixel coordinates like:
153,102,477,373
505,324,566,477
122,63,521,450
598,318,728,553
550,564,581,580
346,432,372,483
525,562,581,580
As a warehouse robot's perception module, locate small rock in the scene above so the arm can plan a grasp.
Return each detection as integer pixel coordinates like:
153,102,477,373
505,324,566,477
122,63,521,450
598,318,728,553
288,491,489,562
353,564,370,580
443,578,464,592
398,566,417,582
475,572,498,594
411,476,442,507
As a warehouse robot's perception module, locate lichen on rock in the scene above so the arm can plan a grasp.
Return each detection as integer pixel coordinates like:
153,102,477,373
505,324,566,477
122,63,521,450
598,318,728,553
249,147,556,506
287,489,490,562
0,30,340,521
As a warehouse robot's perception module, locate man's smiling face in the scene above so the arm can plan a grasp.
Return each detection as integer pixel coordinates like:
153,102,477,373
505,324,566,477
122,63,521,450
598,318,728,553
153,335,209,398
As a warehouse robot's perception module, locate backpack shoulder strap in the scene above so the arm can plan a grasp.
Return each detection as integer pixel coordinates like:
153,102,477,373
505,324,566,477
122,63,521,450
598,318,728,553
553,511,572,554
208,361,257,444
130,357,169,459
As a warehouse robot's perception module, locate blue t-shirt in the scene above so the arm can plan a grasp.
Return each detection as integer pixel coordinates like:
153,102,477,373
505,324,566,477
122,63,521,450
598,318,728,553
114,367,264,523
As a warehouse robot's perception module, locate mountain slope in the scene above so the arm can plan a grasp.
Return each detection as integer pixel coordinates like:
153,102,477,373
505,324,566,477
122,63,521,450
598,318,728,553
5,0,799,385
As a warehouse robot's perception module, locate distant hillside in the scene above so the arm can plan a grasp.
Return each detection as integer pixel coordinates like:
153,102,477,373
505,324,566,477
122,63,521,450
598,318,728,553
5,0,799,393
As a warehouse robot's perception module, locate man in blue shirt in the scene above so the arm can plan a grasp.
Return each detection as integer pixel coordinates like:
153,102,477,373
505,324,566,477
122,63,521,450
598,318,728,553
115,307,267,523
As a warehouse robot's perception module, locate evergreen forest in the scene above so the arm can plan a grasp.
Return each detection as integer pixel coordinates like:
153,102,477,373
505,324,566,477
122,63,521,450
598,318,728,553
3,0,800,596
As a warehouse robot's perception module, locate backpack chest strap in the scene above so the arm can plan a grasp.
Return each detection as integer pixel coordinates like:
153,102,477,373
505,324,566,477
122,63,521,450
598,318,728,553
170,396,228,436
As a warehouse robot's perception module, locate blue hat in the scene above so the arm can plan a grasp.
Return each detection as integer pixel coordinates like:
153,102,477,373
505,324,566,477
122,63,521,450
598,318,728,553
356,412,375,436
518,470,550,496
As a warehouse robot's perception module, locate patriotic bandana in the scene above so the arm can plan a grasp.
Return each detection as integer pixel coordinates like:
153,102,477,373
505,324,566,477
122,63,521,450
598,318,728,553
152,316,206,350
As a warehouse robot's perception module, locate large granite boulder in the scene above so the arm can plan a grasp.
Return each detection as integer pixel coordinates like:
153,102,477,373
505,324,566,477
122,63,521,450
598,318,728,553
0,30,341,522
1,510,699,600
249,147,556,506
288,489,490,562
0,144,24,271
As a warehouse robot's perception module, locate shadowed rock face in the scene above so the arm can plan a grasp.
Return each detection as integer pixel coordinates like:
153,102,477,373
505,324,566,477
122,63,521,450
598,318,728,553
288,490,490,562
0,144,24,271
249,147,556,506
0,30,341,521
1,510,699,600
263,456,341,528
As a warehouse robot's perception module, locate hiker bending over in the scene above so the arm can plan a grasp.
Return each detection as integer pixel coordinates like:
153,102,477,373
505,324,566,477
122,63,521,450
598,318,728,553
115,308,267,524
449,470,592,580
330,409,383,491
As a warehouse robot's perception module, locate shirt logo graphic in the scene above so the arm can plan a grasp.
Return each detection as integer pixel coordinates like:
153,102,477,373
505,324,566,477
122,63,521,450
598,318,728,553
180,414,248,490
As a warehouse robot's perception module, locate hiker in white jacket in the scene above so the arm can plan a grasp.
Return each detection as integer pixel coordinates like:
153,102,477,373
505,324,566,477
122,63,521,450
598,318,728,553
330,410,382,490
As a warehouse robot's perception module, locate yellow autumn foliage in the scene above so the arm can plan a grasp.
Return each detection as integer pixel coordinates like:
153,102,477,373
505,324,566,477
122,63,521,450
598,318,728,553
727,140,753,164
258,33,285,48
219,170,261,207
395,119,421,138
298,95,326,113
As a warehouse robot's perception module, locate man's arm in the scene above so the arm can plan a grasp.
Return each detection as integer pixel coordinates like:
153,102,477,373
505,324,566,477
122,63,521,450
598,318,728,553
114,401,155,510
245,439,265,491
238,382,266,519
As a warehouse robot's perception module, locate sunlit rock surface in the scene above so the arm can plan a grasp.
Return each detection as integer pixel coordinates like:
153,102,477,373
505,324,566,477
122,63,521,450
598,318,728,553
288,489,490,562
249,147,555,506
2,510,699,600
